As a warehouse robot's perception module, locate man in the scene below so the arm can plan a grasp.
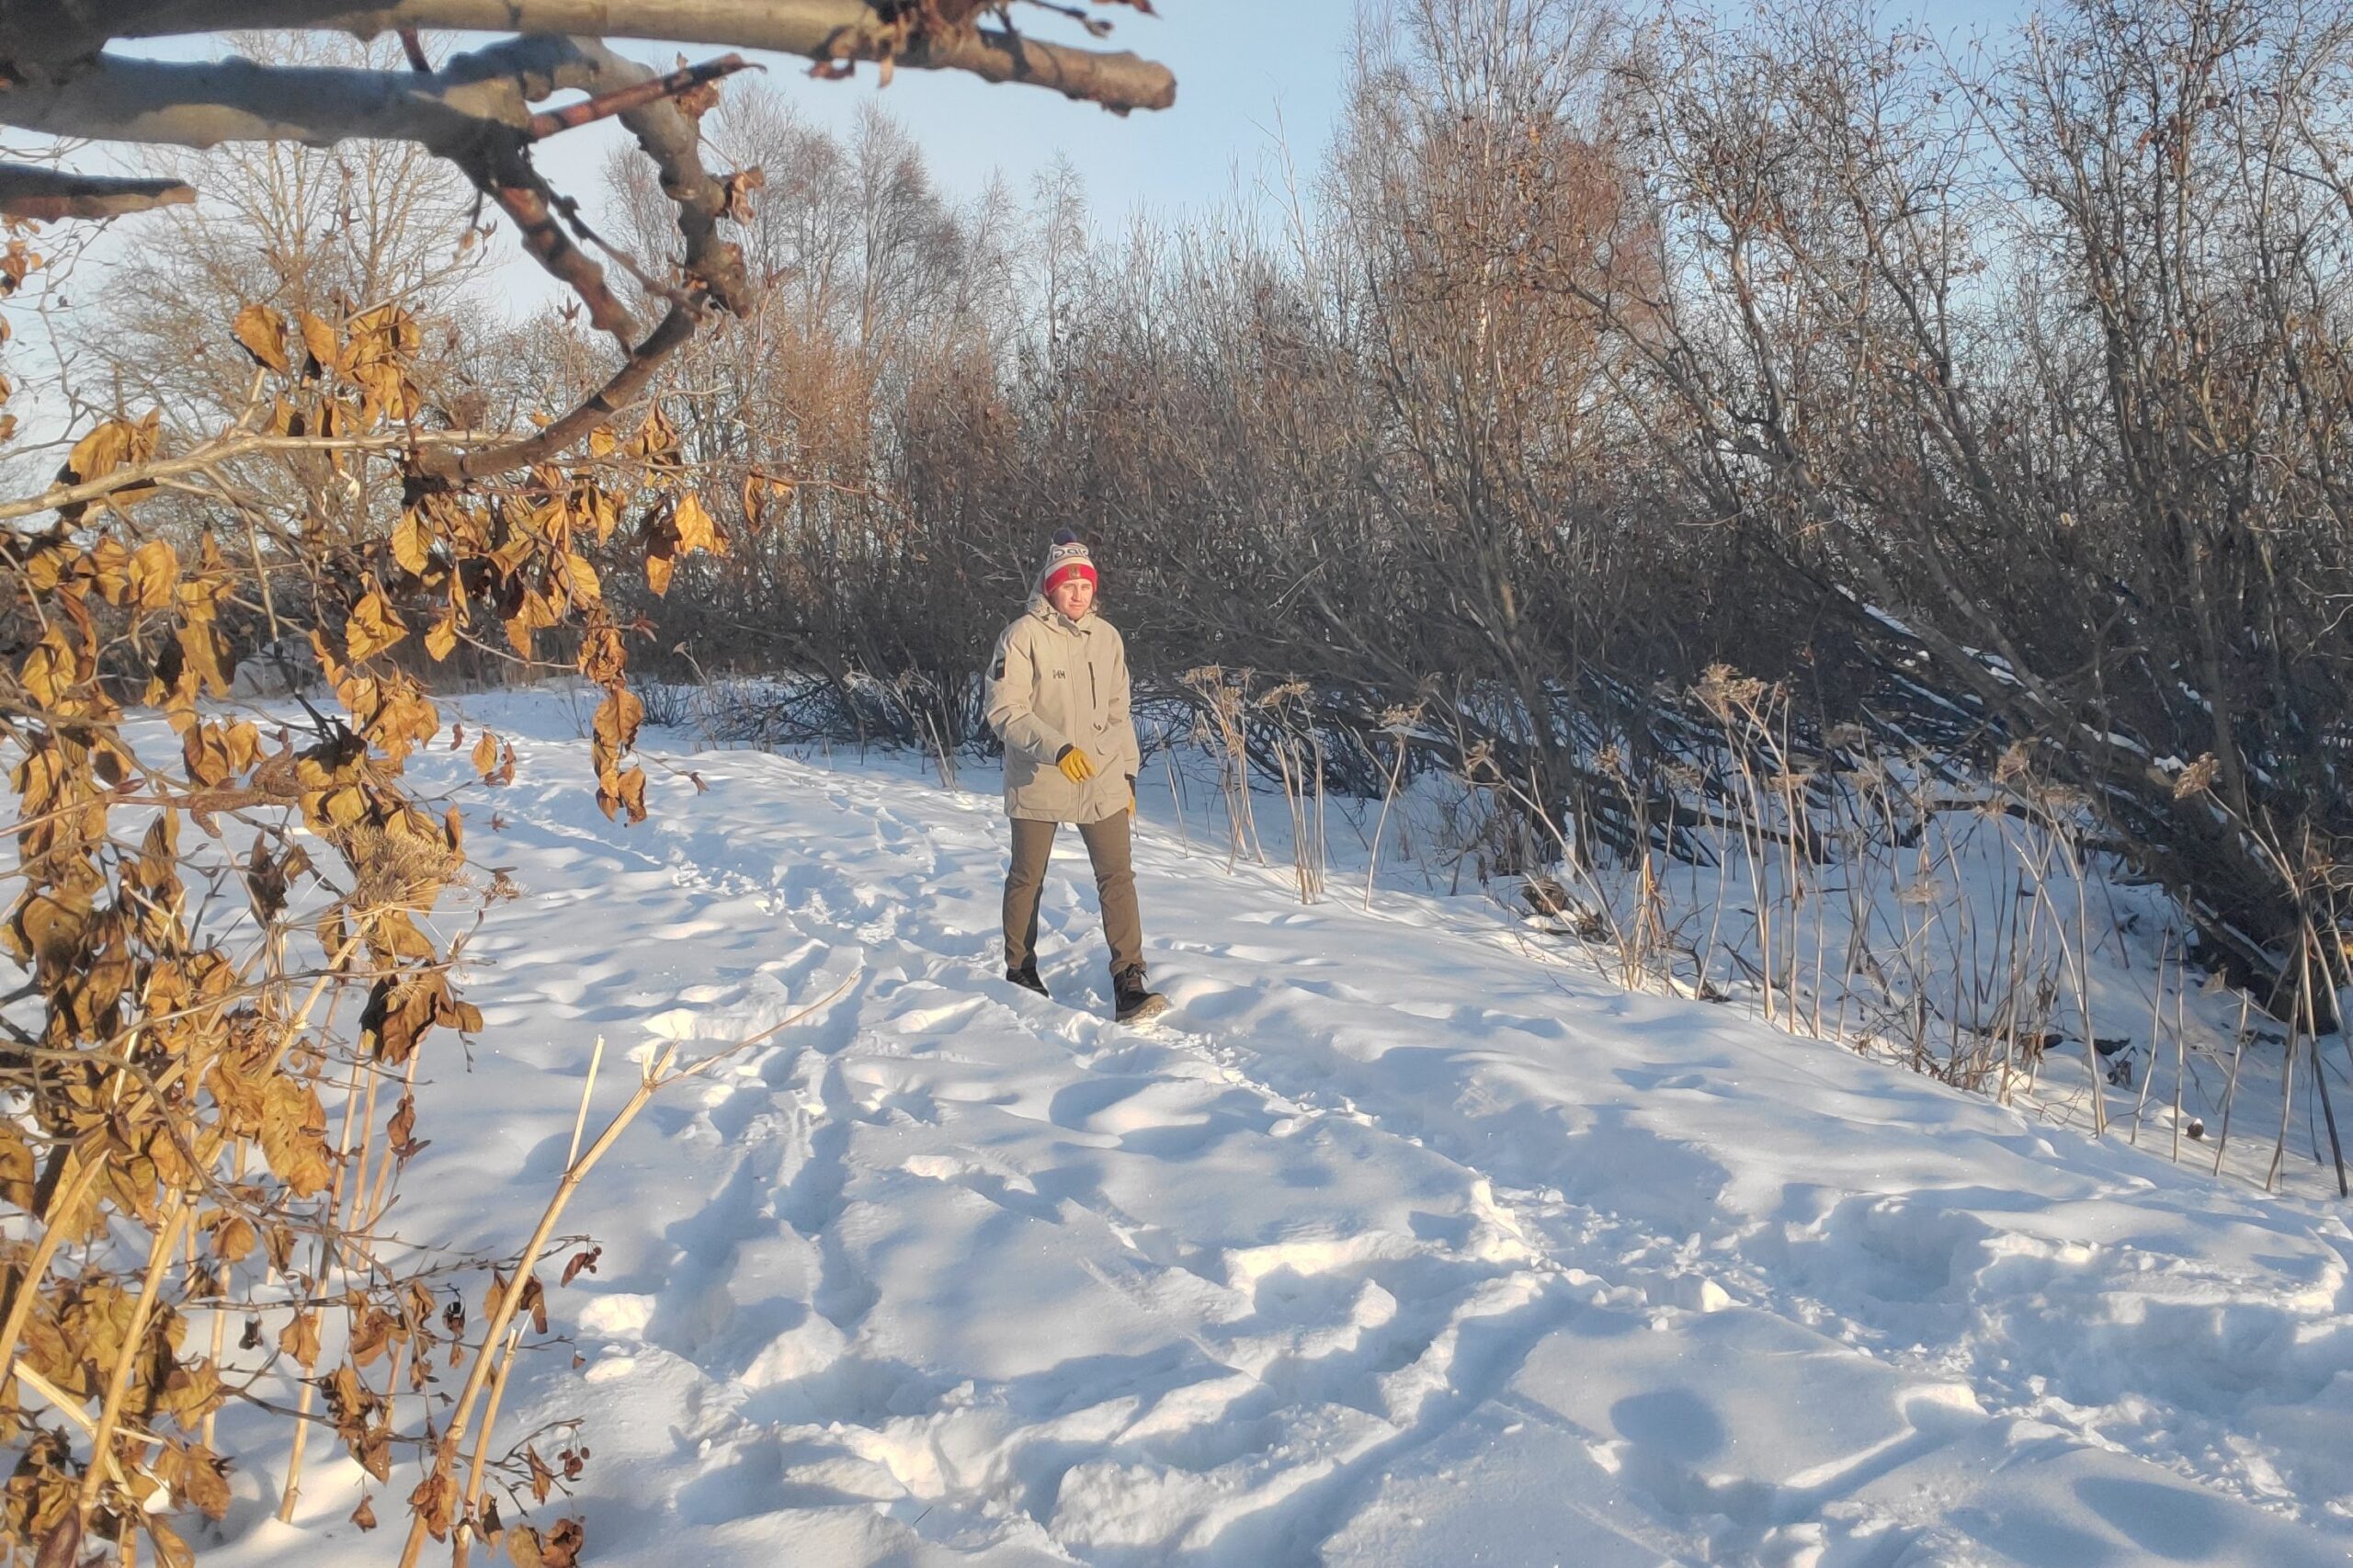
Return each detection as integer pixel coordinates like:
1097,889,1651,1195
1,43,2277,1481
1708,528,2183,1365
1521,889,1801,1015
985,530,1169,1024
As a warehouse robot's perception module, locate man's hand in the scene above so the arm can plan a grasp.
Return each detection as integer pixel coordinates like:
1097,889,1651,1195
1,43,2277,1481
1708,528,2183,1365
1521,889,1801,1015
1056,745,1097,784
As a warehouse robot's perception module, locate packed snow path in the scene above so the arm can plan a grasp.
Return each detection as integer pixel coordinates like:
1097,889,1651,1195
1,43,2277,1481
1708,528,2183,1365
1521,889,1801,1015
232,710,2353,1567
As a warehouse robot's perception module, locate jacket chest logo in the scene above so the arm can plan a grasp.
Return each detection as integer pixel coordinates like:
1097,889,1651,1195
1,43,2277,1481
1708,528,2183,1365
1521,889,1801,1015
1051,670,1067,678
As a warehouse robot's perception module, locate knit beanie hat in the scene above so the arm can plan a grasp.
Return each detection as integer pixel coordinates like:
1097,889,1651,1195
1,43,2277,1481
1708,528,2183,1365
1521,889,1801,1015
1040,529,1098,596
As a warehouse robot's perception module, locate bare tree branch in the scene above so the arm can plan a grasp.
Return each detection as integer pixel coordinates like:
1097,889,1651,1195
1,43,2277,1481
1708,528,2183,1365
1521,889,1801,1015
0,163,193,218
0,426,494,523
463,153,641,341
413,303,697,484
0,35,752,340
526,51,754,141
105,0,1178,114
0,51,536,150
570,37,753,315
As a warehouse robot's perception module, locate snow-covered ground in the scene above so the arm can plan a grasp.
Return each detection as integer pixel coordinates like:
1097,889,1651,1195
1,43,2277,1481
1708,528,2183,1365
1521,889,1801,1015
194,695,2353,1567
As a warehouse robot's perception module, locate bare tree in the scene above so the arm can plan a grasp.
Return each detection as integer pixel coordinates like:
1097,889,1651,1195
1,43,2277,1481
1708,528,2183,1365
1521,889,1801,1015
0,2,1173,483
93,34,488,415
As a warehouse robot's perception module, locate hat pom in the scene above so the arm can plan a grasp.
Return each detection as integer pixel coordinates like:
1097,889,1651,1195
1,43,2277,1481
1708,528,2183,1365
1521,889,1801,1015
1039,529,1097,597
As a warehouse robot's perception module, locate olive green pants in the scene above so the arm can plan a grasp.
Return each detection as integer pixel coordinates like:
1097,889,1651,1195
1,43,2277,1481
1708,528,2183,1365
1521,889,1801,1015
1004,813,1144,980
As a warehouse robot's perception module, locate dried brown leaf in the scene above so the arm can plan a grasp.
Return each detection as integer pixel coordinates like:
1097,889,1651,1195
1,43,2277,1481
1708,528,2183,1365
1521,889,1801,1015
346,587,408,663
525,1444,556,1506
232,302,289,371
278,1310,321,1370
408,1470,454,1541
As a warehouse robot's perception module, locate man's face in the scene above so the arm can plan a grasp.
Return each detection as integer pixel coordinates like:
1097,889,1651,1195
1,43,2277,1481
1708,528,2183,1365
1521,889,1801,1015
1050,574,1096,620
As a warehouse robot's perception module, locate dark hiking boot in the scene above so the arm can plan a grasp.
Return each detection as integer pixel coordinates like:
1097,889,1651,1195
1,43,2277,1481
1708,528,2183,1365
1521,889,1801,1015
1007,962,1050,998
1113,968,1168,1025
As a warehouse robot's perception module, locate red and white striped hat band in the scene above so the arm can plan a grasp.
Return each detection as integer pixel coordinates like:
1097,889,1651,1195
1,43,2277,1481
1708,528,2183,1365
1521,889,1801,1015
1040,531,1097,595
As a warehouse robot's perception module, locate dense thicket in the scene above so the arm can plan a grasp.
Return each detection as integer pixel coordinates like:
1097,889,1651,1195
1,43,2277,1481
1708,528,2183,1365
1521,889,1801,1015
476,0,2351,1013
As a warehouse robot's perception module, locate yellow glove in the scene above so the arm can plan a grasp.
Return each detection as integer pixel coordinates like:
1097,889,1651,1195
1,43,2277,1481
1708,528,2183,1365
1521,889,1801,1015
1056,745,1097,784
1128,781,1137,816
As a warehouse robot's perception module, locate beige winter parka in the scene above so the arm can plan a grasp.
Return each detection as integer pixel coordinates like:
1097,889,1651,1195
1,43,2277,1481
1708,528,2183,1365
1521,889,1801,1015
985,596,1142,823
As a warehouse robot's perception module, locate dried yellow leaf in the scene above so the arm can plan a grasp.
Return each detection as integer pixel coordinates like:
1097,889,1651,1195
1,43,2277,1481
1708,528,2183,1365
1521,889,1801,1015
129,538,177,611
561,551,601,605
232,302,289,370
674,492,720,556
299,309,340,373
346,588,408,662
392,511,434,577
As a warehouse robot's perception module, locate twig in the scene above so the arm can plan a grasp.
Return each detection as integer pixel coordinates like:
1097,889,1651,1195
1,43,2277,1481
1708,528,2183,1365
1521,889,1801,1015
0,1139,106,1392
75,1192,192,1528
414,307,695,485
566,1036,606,1169
527,54,757,140
450,1323,525,1568
0,427,491,524
1162,745,1189,858
456,152,638,345
394,973,856,1568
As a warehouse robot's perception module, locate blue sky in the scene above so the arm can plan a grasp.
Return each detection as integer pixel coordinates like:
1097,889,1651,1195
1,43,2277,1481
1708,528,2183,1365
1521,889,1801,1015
521,0,2034,316
35,2,2040,329
805,0,1358,222
531,1,1359,248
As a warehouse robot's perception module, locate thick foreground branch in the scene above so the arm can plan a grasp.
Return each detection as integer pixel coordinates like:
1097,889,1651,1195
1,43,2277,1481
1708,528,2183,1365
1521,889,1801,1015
0,51,533,151
0,36,720,154
122,0,1178,113
0,164,194,219
0,36,751,331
